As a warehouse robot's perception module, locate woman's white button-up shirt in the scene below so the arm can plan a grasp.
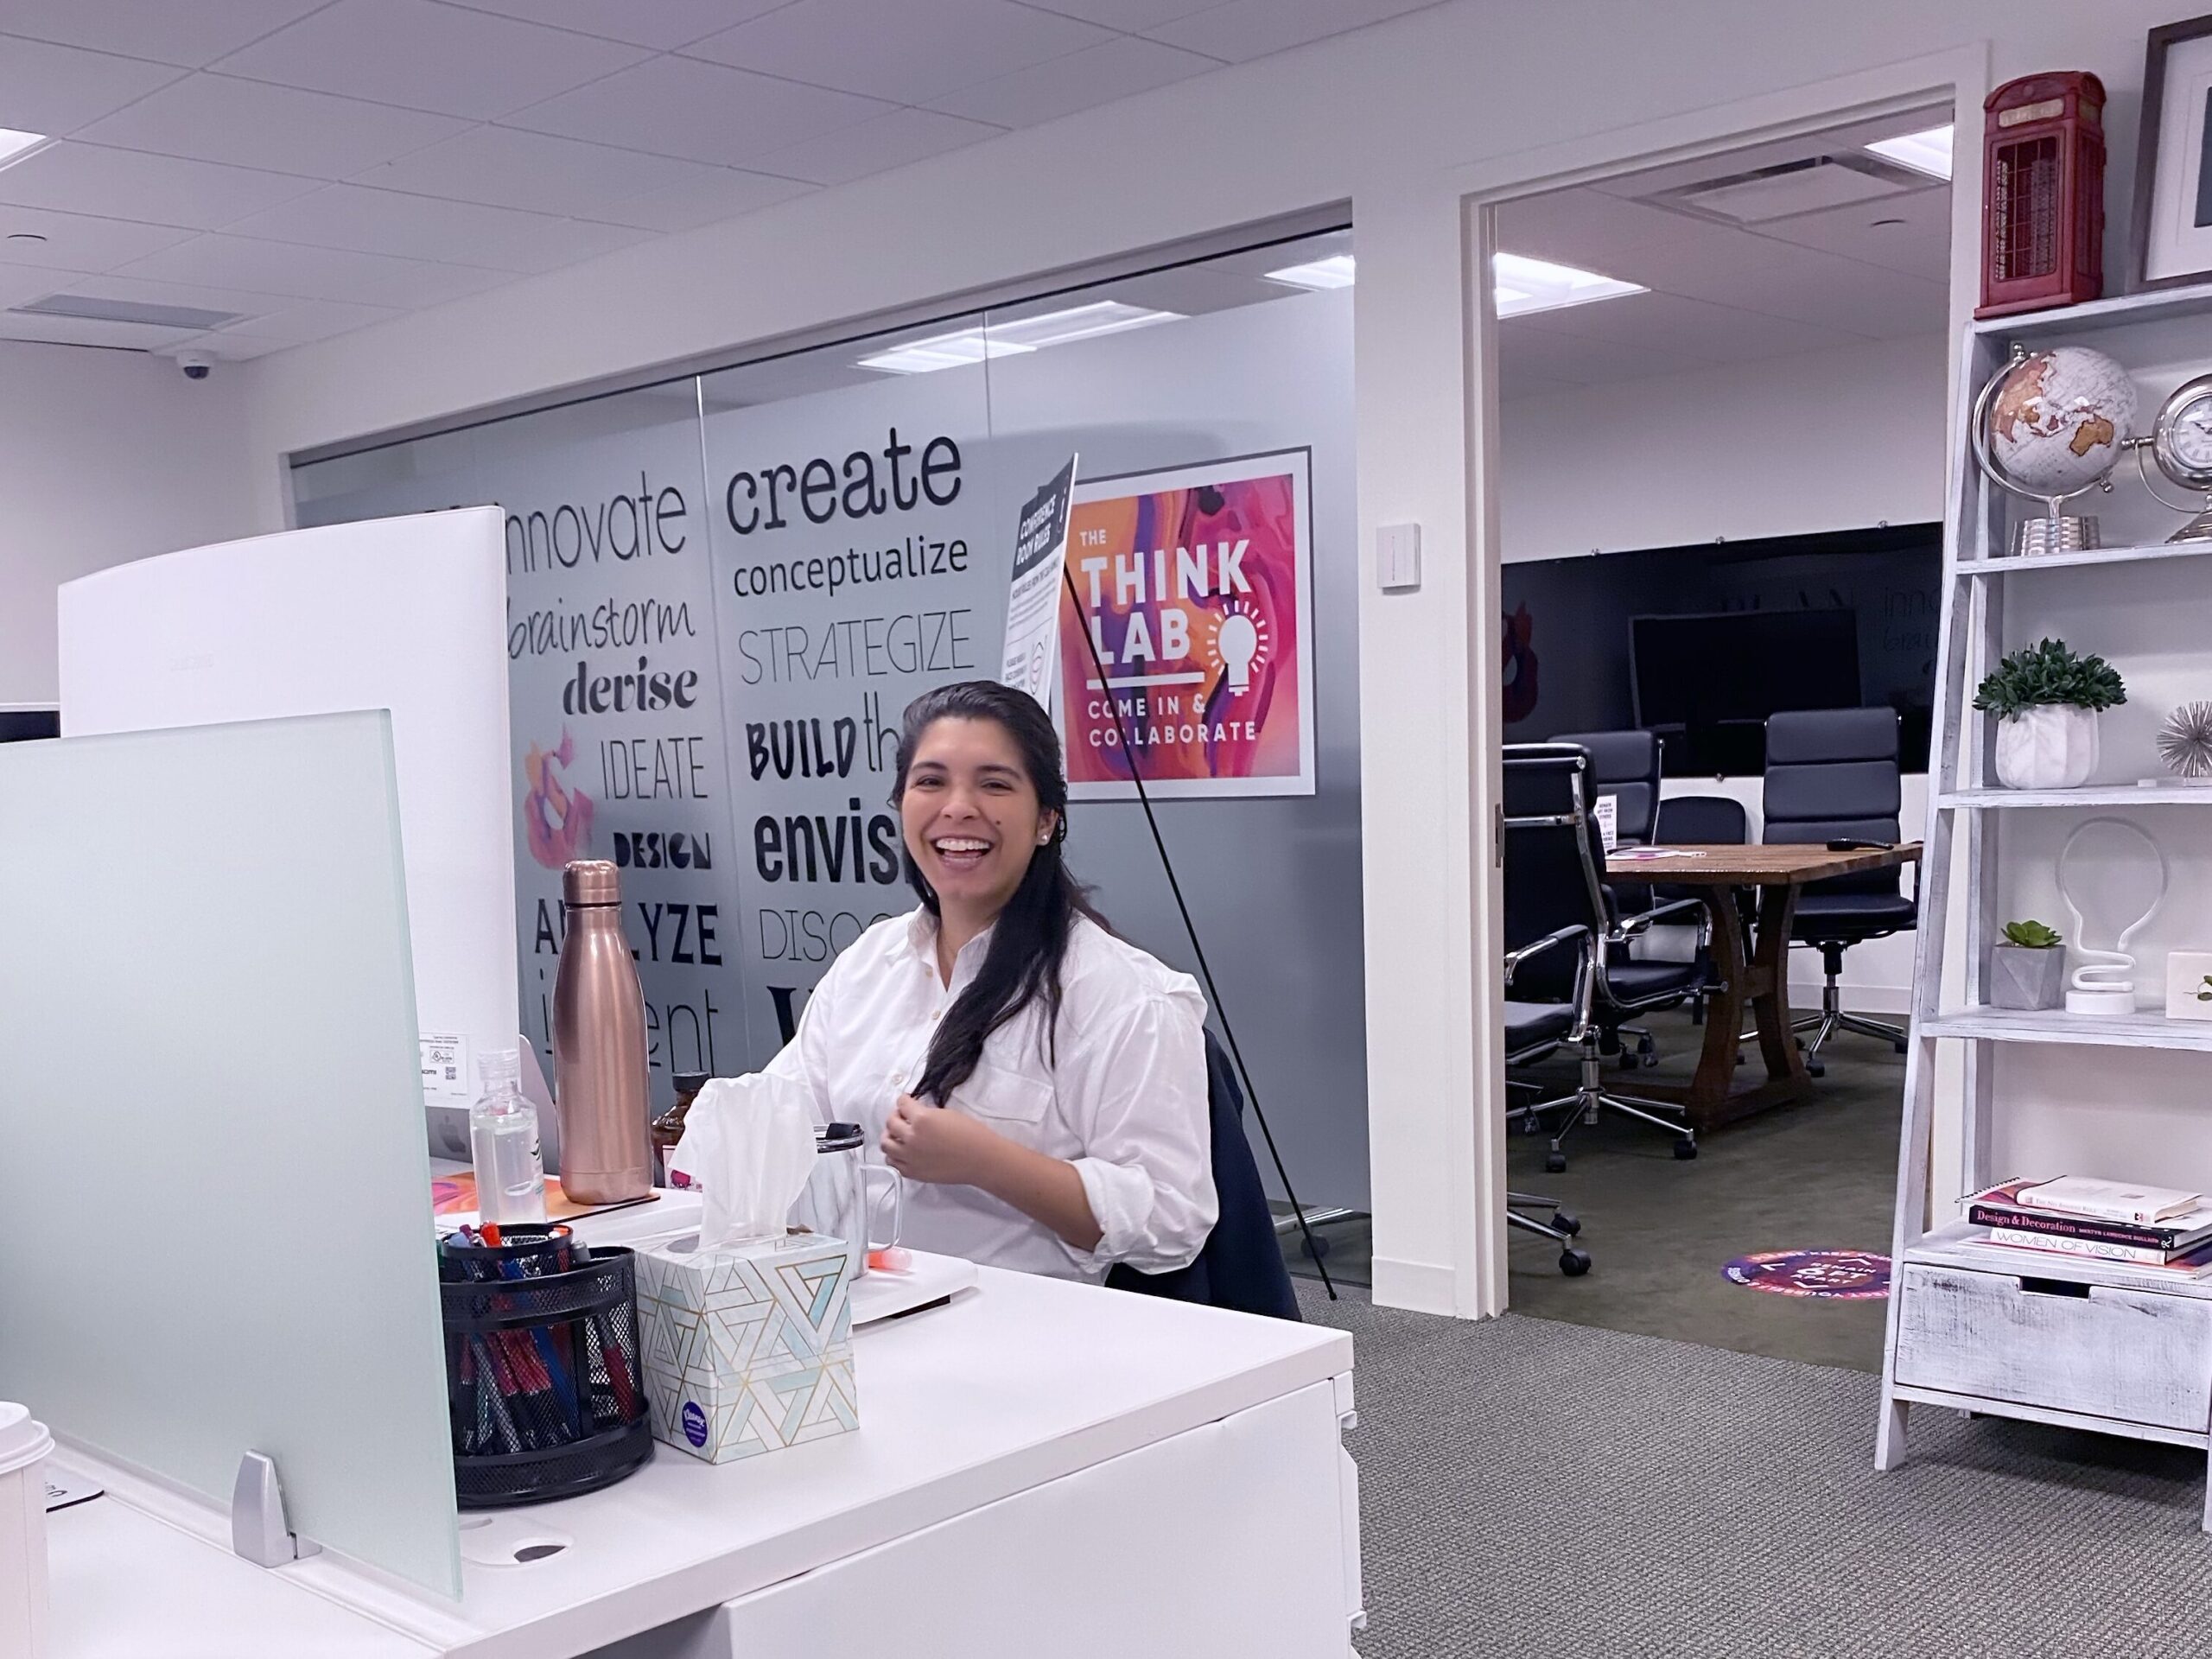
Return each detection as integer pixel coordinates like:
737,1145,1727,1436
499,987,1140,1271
763,908,1217,1282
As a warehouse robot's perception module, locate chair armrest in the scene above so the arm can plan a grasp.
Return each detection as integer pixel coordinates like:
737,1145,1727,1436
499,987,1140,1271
1503,924,1589,985
1611,896,1706,940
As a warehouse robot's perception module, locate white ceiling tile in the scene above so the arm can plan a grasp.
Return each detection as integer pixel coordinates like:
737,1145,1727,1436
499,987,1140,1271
927,35,1216,127
0,35,181,135
77,73,472,178
211,0,652,120
500,54,890,166
1494,189,1726,268
1145,0,1441,62
1510,291,1855,365
0,310,196,349
686,0,1111,105
1015,0,1221,29
1492,322,1711,387
351,125,714,217
1751,188,1953,281
0,142,323,228
224,182,652,271
180,328,296,359
0,260,72,307
588,166,815,232
112,232,512,307
0,203,197,270
216,296,404,340
0,0,329,67
1683,240,1949,338
748,107,1001,188
436,0,791,51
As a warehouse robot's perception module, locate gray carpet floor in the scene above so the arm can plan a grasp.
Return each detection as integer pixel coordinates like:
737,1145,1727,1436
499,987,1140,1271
1299,1285,2212,1659
1286,1007,1905,1374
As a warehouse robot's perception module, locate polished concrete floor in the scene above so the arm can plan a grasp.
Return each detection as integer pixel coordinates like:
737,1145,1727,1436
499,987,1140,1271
1287,1005,1905,1373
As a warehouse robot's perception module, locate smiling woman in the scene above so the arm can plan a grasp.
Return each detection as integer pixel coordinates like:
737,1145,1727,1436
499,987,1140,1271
746,680,1218,1282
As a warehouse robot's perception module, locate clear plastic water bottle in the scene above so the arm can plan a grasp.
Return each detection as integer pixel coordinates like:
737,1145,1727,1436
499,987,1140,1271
470,1048,546,1225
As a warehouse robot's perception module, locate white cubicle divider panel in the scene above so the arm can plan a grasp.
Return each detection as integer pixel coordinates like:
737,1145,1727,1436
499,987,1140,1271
56,508,520,1154
0,712,461,1599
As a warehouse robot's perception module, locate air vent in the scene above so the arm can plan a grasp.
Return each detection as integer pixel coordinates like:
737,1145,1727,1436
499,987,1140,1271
1648,156,1917,226
12,293,244,331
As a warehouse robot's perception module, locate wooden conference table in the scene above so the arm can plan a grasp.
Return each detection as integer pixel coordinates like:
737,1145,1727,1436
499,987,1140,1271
1604,842,1922,1134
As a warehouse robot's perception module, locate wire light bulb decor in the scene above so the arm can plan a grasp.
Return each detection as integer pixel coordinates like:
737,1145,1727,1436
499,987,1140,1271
2158,701,2212,779
2056,817,2167,1014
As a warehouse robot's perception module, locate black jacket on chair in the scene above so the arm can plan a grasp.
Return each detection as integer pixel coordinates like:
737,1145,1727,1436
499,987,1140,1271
1106,1031,1302,1322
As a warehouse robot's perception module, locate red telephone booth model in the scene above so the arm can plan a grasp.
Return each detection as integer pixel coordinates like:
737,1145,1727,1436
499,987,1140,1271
1977,72,2105,318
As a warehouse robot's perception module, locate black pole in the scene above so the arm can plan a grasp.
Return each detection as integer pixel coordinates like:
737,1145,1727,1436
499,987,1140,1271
1061,566,1337,1299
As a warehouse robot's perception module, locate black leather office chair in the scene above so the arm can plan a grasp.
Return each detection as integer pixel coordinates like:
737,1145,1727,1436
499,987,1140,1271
1504,925,1592,1275
1651,793,1750,1027
1549,728,1677,1068
1105,1029,1301,1320
1761,709,1915,1072
1502,744,1701,1169
1548,729,1661,846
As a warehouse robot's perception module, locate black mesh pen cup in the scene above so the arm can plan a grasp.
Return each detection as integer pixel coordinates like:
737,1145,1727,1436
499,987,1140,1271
437,1226,652,1508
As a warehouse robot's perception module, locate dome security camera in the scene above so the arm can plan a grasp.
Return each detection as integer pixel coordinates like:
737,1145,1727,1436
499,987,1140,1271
177,352,212,380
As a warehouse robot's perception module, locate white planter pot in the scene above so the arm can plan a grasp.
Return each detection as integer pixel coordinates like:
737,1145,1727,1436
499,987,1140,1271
1994,704,2100,790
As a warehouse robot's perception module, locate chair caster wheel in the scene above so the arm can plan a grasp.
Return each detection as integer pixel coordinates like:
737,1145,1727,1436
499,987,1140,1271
1673,1138,1698,1160
1806,1057,1825,1078
1891,1039,1908,1055
1640,1052,1659,1069
1551,1210,1580,1236
1301,1233,1331,1261
1618,1050,1640,1072
1544,1151,1567,1174
1560,1248,1592,1276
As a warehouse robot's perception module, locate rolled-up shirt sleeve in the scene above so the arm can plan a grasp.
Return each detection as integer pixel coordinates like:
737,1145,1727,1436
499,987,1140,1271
1056,984,1217,1274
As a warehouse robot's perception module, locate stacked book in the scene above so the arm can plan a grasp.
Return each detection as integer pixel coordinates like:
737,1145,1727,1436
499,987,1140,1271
1963,1177,2212,1277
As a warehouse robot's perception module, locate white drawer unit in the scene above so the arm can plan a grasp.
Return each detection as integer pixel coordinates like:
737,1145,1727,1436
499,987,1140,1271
1891,1263,2212,1436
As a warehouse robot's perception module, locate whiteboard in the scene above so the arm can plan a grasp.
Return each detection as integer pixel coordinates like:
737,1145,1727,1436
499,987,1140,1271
56,508,520,1096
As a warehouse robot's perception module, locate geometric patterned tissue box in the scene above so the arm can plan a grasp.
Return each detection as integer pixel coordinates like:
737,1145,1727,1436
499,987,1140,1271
633,1230,858,1464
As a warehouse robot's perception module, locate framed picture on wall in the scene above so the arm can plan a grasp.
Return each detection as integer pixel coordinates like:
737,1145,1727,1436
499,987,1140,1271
1055,448,1317,800
2133,15,2212,289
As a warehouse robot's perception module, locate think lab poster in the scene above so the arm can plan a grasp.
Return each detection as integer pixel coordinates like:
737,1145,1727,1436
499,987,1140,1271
1057,449,1315,799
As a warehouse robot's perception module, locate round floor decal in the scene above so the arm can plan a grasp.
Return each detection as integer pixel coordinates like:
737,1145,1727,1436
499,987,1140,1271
1722,1249,1891,1299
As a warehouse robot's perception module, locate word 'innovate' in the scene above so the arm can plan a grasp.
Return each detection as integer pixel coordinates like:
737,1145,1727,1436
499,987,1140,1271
724,428,961,534
505,473,688,573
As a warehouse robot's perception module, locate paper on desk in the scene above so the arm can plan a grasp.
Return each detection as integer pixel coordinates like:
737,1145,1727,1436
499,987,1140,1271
1611,847,1697,861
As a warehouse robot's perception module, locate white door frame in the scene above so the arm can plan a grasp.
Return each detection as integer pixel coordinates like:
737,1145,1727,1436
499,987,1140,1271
1357,44,1983,1319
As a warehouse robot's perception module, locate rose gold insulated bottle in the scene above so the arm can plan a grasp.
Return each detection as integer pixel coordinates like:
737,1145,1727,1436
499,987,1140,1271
552,860,652,1203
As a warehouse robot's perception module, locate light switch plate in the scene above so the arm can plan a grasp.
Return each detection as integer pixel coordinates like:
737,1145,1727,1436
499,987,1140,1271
1376,523,1421,591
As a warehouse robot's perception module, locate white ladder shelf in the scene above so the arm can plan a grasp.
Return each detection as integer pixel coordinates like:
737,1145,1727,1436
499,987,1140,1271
1877,279,2212,1533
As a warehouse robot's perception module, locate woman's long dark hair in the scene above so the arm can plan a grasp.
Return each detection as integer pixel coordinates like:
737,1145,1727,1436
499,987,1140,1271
894,681,1105,1104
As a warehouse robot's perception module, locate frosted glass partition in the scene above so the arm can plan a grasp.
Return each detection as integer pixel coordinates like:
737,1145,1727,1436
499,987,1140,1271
0,712,459,1599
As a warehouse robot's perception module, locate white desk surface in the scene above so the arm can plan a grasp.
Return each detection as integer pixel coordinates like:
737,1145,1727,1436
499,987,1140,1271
50,1263,1351,1659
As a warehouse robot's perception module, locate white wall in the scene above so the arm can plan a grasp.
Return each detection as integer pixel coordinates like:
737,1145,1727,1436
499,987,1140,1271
1501,334,1948,562
232,0,2196,1318
0,341,256,704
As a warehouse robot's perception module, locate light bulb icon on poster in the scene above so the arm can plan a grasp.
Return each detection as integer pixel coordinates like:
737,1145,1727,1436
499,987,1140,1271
1209,600,1269,694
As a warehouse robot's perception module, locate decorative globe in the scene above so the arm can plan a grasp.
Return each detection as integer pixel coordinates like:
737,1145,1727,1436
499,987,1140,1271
1985,345,2137,499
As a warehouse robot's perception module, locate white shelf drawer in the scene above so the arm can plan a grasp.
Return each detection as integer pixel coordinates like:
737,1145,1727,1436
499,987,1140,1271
1892,1263,2212,1434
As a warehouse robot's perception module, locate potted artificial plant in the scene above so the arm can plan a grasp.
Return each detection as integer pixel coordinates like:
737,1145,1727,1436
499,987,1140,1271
1990,918,2067,1011
1973,637,2126,790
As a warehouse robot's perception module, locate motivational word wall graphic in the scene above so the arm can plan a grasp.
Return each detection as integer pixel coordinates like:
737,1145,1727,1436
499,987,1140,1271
1058,450,1316,798
702,368,1006,1047
296,408,747,1102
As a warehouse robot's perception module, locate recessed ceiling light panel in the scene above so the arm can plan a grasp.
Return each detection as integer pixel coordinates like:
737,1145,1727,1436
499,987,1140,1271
859,301,1181,374
1492,252,1646,318
0,128,52,173
1266,254,1357,290
1865,124,1954,181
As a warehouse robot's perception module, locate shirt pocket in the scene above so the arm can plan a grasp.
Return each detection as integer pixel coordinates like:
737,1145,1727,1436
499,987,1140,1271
954,1060,1054,1141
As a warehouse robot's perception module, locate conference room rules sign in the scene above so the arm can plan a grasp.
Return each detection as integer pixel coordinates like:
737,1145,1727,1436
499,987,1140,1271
1058,449,1316,799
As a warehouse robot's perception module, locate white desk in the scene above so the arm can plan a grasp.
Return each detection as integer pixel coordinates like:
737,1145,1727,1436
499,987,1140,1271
47,1264,1359,1659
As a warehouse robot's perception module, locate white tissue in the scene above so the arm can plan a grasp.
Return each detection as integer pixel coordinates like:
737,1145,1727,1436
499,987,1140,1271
668,1074,818,1249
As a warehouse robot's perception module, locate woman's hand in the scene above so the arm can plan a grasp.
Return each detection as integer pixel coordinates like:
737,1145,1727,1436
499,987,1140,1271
880,1093,1001,1186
